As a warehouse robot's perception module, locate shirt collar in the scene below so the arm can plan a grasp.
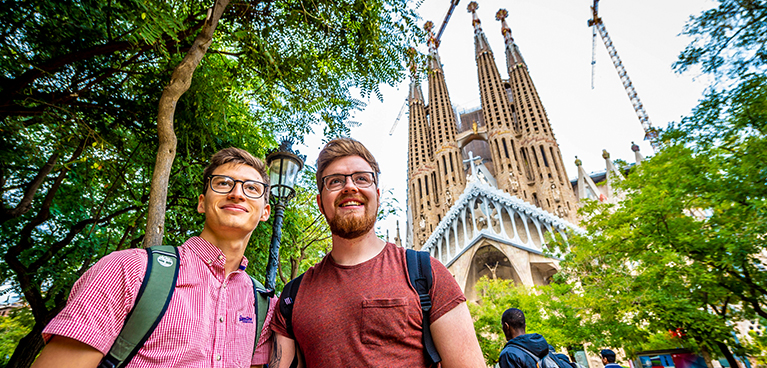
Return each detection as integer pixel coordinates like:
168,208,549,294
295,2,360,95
184,236,249,270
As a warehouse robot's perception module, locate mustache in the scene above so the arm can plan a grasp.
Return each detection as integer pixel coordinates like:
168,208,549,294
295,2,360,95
334,195,368,207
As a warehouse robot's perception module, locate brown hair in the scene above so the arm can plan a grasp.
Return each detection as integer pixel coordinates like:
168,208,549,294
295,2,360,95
202,147,270,202
316,137,380,191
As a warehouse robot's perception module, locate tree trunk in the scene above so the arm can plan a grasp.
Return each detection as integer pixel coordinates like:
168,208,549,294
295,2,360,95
716,341,740,368
5,324,46,368
700,345,715,368
142,0,231,248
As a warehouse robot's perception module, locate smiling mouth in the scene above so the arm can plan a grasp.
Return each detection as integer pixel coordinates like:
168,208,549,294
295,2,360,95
339,201,363,207
222,205,248,212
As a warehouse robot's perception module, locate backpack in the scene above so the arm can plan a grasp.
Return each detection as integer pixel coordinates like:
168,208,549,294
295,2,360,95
98,245,272,368
280,248,441,366
509,343,561,368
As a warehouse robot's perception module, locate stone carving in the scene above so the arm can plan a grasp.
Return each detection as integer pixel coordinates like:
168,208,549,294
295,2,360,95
445,189,453,206
485,261,499,280
419,215,426,229
476,215,487,230
550,181,561,202
509,174,520,192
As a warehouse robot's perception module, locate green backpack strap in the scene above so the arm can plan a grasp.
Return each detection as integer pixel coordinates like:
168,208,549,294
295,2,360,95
99,245,180,368
250,275,272,358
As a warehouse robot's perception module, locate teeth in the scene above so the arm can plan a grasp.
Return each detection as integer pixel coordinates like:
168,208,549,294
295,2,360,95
342,201,362,207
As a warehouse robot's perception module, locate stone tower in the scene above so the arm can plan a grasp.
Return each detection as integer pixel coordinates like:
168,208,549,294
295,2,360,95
406,1,580,253
467,3,528,203
406,45,439,248
496,9,578,221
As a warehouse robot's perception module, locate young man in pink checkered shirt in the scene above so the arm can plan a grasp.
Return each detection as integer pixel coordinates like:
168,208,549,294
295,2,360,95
33,148,277,368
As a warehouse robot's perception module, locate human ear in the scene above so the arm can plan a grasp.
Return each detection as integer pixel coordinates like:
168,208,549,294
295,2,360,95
197,194,206,213
260,203,271,221
316,194,325,215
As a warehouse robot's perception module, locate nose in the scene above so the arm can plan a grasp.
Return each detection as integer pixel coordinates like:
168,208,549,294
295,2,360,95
340,176,359,193
227,182,247,200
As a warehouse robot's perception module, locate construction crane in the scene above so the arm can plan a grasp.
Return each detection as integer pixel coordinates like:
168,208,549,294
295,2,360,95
389,0,461,135
389,99,409,135
588,0,659,152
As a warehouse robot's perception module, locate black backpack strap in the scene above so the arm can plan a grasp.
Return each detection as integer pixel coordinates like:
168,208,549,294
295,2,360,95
100,245,180,368
250,275,273,358
279,273,304,339
406,248,441,365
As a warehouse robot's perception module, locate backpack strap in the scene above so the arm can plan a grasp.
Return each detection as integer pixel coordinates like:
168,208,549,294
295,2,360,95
250,275,273,357
406,248,441,366
280,273,304,339
508,343,542,368
99,245,179,368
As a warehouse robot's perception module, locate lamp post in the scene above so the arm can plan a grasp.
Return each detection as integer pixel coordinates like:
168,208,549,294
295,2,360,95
264,139,305,291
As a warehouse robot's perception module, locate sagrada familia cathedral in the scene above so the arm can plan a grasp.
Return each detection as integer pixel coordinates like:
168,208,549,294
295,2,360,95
400,1,645,301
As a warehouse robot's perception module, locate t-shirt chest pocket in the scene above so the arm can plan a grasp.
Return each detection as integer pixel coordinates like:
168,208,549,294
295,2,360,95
360,298,410,345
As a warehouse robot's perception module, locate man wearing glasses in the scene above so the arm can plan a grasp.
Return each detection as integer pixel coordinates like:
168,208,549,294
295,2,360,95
269,138,485,367
34,147,277,368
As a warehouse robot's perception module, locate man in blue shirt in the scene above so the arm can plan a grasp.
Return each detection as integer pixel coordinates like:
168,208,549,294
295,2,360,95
601,349,626,368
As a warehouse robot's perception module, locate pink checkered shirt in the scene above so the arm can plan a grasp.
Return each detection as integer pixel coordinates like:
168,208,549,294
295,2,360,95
43,236,276,367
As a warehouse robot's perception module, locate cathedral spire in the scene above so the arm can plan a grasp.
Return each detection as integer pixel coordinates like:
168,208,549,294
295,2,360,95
496,9,526,68
631,141,645,164
424,21,443,72
467,2,490,54
407,47,424,103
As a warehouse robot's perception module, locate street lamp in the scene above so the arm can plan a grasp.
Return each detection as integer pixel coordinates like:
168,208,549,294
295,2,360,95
264,138,305,291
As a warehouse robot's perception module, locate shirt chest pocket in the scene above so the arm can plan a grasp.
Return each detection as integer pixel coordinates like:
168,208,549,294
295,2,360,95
360,298,410,345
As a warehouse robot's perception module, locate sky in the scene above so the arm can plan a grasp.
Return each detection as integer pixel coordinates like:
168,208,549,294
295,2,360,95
295,0,715,243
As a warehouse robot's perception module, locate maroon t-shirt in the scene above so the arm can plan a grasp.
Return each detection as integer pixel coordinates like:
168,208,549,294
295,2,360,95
272,242,466,367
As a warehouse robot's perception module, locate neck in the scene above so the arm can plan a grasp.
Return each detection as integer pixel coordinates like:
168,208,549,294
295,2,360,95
510,329,525,340
198,228,252,274
329,229,386,266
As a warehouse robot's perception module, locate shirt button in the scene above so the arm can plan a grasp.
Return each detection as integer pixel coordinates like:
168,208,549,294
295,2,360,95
215,354,221,361
222,283,227,289
219,316,224,322
217,254,224,260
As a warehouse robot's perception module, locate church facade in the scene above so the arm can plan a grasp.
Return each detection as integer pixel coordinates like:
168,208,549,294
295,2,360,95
405,1,582,299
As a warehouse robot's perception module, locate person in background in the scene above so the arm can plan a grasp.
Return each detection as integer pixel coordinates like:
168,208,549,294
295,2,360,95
498,308,568,368
601,349,626,368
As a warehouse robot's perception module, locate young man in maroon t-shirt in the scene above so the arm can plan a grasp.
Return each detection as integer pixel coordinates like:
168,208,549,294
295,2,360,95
269,138,485,367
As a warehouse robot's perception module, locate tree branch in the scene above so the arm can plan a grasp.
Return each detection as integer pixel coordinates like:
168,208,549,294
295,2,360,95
143,0,231,248
0,152,60,224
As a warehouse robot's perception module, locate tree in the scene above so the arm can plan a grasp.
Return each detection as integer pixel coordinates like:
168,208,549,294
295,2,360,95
535,2,767,366
0,309,33,367
0,0,422,366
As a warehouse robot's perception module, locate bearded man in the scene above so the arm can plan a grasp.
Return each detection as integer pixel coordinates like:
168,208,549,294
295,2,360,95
269,138,485,368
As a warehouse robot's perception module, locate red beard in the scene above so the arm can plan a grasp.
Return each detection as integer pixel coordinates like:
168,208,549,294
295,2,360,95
327,196,378,239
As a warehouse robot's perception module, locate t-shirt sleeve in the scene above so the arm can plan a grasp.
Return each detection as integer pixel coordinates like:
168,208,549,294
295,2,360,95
42,249,146,354
251,296,279,365
270,292,293,339
427,256,466,323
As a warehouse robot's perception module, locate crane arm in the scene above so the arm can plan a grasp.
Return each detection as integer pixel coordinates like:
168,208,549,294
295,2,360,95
389,100,409,135
588,0,659,151
435,0,460,42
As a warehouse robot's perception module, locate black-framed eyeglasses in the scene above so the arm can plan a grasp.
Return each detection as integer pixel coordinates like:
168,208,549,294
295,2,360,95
321,171,376,192
207,175,269,199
